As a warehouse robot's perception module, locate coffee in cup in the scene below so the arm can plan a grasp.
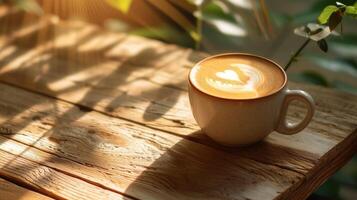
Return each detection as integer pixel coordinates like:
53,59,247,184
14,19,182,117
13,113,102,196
190,54,285,99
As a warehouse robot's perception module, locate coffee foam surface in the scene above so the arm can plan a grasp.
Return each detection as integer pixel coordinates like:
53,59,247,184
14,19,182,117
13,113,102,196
190,55,285,99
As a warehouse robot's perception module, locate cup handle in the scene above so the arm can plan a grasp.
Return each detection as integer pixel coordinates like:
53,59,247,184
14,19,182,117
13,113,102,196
276,89,315,135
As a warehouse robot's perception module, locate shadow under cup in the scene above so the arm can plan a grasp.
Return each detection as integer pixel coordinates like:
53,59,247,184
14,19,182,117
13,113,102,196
188,53,315,146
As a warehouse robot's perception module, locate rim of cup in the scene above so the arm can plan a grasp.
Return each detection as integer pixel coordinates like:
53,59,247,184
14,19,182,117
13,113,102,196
188,53,288,101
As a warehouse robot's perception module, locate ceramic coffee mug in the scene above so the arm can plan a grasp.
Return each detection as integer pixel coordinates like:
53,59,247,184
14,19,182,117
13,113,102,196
188,53,315,146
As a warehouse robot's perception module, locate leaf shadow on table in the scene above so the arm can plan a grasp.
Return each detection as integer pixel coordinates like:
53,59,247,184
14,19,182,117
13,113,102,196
103,50,184,122
0,14,130,199
0,6,207,137
140,50,207,122
0,12,182,141
123,129,302,200
141,84,182,122
0,8,27,38
0,8,225,199
0,20,104,139
0,13,194,200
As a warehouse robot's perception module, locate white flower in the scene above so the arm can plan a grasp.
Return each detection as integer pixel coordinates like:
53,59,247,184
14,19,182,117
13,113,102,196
294,23,339,41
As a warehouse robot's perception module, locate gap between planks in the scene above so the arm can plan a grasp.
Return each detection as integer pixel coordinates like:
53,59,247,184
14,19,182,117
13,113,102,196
0,176,53,200
0,134,141,200
0,174,56,200
0,148,138,200
0,78,191,140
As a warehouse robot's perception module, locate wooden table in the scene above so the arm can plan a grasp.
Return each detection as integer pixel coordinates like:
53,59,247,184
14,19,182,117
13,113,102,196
0,9,356,200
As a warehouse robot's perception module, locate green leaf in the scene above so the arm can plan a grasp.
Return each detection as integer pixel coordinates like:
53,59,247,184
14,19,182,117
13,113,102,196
106,0,133,13
293,0,355,23
318,5,339,24
346,5,357,15
317,39,328,52
289,71,329,86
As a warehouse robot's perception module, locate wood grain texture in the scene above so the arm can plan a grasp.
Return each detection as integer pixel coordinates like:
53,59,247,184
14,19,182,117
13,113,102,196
0,78,355,199
0,177,53,200
0,83,303,200
287,130,357,200
0,16,356,200
0,150,127,200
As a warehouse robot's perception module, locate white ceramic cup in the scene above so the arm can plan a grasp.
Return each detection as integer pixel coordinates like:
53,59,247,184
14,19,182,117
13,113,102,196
188,53,315,146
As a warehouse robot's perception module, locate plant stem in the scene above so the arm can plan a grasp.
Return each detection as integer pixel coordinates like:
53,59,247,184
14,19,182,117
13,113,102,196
284,38,311,71
195,4,203,50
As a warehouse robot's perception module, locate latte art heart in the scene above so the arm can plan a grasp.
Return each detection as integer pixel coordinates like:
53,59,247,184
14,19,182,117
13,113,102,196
216,70,241,82
205,64,264,97
190,55,284,99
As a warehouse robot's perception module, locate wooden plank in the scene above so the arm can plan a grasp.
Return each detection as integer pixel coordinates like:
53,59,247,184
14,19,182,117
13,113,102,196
0,150,128,200
0,177,53,200
287,130,357,200
0,82,304,200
